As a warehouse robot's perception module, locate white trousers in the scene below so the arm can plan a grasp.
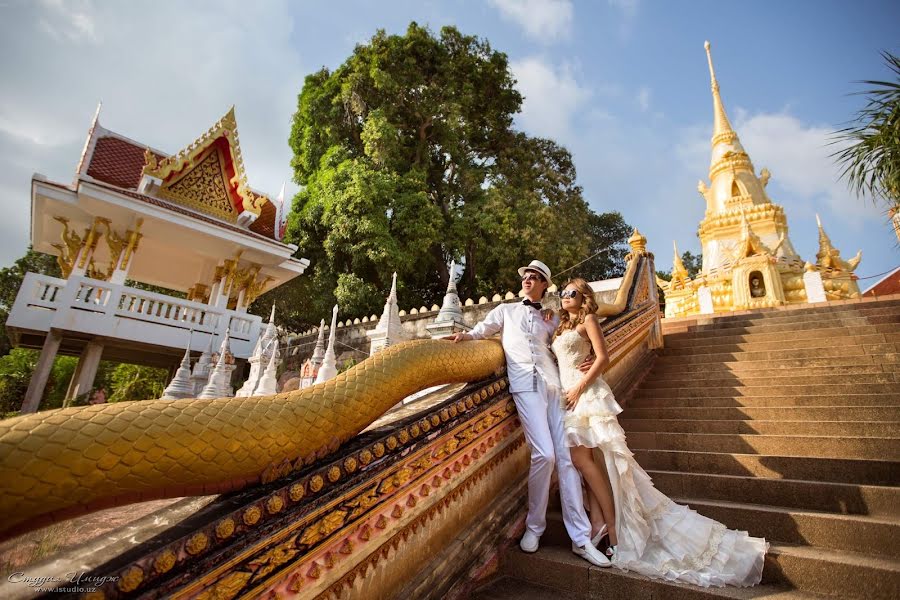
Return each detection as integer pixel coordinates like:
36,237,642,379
512,375,591,547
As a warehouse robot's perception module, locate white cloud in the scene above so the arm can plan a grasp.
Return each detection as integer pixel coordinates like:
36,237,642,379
510,56,591,142
636,86,651,112
0,1,303,266
489,0,573,43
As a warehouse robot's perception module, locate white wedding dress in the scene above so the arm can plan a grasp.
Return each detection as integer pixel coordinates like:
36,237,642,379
551,329,768,587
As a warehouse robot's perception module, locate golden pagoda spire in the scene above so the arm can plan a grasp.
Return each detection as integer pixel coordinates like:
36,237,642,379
704,41,736,142
671,241,690,288
815,214,862,272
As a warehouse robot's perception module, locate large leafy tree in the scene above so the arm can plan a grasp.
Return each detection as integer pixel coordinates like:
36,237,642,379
0,247,61,356
834,52,900,208
286,23,629,324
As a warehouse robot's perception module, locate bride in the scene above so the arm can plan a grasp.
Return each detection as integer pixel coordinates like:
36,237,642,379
551,277,768,587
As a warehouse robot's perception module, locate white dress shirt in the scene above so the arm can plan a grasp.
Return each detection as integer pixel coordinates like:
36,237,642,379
469,301,562,394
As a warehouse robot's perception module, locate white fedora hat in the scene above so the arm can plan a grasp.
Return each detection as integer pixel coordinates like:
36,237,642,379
518,260,553,287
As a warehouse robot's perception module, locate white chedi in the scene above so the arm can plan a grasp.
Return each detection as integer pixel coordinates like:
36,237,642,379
161,332,195,400
236,305,280,397
315,305,340,384
367,272,408,355
198,329,236,399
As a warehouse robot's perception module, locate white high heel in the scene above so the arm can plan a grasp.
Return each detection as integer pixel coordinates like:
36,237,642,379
606,545,618,561
591,524,608,547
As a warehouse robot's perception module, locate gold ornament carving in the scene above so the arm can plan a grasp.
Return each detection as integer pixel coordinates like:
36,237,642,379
327,466,342,483
117,566,144,593
289,483,306,502
216,518,235,540
50,216,83,279
266,496,284,515
185,532,209,555
309,474,324,492
299,510,348,546
243,506,261,526
154,549,177,574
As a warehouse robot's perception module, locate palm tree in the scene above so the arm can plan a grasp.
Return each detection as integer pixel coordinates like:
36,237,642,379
833,52,900,209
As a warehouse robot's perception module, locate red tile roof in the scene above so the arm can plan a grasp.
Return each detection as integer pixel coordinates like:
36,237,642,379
863,266,900,297
83,132,280,241
85,136,163,190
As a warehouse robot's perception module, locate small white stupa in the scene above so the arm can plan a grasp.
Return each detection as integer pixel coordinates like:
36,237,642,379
427,261,467,338
315,305,339,384
367,272,408,355
161,331,195,400
191,333,216,396
311,318,326,369
236,304,279,397
254,340,280,396
198,329,236,399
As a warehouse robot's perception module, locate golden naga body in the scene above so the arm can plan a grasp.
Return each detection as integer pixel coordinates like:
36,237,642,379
0,339,504,541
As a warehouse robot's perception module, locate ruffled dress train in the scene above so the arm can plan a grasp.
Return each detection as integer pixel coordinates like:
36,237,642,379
552,329,768,587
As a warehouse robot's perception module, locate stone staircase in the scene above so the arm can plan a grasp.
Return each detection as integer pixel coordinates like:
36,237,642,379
473,298,900,599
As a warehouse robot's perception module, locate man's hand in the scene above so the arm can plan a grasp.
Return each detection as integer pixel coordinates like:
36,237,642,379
577,354,595,373
448,332,473,343
541,308,554,322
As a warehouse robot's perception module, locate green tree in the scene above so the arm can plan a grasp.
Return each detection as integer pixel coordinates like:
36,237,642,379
834,52,900,208
286,23,630,325
575,212,633,282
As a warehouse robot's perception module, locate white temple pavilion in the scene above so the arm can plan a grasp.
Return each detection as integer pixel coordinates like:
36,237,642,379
7,105,309,411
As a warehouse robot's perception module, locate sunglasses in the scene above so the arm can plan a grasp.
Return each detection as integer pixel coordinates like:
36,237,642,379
558,290,580,299
521,273,546,283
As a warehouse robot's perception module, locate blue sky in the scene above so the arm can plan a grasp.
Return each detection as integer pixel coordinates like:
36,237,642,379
1,0,898,289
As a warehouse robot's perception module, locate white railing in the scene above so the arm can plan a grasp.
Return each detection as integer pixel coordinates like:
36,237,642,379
7,273,262,358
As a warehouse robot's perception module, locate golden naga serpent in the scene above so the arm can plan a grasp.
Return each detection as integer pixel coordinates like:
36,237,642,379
0,339,505,541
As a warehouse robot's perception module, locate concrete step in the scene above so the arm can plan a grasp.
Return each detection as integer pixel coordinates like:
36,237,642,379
764,543,900,599
664,322,900,345
665,328,900,350
662,304,900,333
632,449,900,486
678,499,900,560
654,345,900,365
628,395,900,409
650,357,900,374
639,372,898,389
632,383,900,398
648,470,899,517
658,336,898,356
646,366,900,386
472,576,577,600
662,301,900,333
495,544,821,600
621,406,900,423
619,418,900,437
627,432,900,460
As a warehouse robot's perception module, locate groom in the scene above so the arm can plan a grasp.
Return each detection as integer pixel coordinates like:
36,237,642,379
450,260,610,567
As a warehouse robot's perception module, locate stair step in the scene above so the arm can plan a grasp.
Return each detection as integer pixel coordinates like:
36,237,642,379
764,543,900,598
621,406,900,423
663,333,896,354
632,450,900,486
656,345,900,364
648,471,899,516
639,373,898,389
651,357,900,374
659,339,900,358
619,418,900,437
496,544,820,600
664,322,900,345
633,383,899,398
628,395,900,408
662,301,900,332
627,432,900,460
675,498,900,560
472,576,577,600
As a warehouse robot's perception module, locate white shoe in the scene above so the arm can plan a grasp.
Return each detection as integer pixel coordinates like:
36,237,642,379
520,531,540,553
572,542,611,567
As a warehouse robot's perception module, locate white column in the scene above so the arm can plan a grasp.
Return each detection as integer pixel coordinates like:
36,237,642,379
64,340,104,406
20,330,62,413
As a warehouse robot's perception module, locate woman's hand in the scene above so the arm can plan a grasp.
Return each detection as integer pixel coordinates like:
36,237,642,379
565,382,585,410
542,309,554,322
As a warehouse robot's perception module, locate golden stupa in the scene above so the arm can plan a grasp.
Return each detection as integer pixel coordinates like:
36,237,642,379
658,42,862,318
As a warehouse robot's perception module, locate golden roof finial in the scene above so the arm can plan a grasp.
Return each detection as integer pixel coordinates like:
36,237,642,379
704,41,736,141
815,214,862,272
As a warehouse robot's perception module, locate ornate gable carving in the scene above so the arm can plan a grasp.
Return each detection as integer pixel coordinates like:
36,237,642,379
142,107,269,223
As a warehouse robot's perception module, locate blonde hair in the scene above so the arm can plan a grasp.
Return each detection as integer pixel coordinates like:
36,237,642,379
554,278,598,339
